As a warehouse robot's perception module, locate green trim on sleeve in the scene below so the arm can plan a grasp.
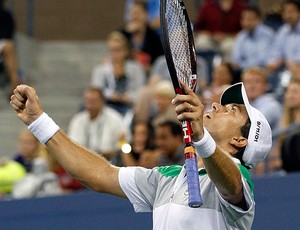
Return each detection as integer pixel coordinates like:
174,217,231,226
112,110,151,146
157,165,183,178
238,164,254,199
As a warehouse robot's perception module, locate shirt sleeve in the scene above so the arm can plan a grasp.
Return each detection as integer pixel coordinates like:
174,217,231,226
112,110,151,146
118,166,158,213
215,176,255,227
216,176,254,212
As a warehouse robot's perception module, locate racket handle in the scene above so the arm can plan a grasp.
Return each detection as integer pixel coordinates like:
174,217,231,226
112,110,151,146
185,146,203,208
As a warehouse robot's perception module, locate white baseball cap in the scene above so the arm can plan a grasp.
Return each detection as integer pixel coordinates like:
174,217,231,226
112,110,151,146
220,82,272,168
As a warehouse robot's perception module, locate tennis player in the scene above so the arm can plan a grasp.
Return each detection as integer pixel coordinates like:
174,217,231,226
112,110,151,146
10,82,272,229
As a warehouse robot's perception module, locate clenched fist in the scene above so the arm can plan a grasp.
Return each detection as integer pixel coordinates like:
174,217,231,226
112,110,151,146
10,85,44,125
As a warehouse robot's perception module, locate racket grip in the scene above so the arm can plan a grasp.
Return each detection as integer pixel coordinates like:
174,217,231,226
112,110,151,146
185,147,203,208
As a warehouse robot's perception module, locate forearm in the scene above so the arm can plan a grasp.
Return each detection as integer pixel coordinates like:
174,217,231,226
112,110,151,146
202,147,243,204
46,131,125,197
10,85,126,197
194,129,243,204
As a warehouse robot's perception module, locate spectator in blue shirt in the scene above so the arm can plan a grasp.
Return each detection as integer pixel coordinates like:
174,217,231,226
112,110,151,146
266,0,300,75
231,6,275,70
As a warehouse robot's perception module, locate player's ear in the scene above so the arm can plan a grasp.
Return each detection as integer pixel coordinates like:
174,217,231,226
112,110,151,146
229,136,248,149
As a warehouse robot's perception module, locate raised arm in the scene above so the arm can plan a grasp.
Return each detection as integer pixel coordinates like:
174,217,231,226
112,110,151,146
172,82,244,205
10,85,126,197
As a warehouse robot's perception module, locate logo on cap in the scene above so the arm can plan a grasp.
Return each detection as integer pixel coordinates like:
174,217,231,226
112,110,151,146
254,121,261,142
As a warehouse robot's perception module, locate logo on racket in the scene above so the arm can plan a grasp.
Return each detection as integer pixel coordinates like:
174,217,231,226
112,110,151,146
189,74,197,91
182,120,189,139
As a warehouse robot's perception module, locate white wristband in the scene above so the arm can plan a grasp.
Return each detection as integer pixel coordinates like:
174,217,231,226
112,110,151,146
193,128,216,158
28,112,60,144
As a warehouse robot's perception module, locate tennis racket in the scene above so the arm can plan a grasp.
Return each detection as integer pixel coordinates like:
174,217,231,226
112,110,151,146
160,0,202,208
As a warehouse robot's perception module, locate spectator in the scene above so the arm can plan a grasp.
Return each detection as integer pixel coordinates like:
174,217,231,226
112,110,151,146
241,67,282,131
154,120,186,166
147,54,209,89
12,158,62,199
114,120,159,168
150,80,178,127
124,0,161,35
133,54,209,123
266,0,300,92
0,0,21,94
124,0,142,22
202,62,237,111
90,30,146,116
13,129,48,173
133,80,178,126
261,0,284,31
11,130,62,199
68,87,129,162
194,0,246,61
121,1,164,73
241,67,282,175
231,6,275,70
280,129,300,172
268,76,300,173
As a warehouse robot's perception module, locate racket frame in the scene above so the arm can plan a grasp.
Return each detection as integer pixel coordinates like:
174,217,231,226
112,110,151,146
160,0,203,208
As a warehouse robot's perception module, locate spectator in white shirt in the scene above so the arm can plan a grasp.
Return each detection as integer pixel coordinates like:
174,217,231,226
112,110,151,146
68,87,129,161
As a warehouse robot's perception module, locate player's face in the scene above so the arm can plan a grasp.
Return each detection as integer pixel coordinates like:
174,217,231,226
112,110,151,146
203,103,248,142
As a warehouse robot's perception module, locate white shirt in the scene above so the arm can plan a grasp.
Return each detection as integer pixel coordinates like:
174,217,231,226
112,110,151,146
68,107,128,153
119,164,255,230
90,60,146,104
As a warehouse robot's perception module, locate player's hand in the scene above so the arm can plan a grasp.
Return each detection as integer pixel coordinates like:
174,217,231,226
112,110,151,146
172,81,205,142
10,85,43,125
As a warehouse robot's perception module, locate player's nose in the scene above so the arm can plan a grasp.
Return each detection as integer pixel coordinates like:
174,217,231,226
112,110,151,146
211,102,224,112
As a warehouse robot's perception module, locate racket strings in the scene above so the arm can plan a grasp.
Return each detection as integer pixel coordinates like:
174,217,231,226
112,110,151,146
166,1,192,87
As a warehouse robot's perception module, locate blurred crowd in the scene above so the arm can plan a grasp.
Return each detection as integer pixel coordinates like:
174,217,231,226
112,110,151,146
1,0,300,199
